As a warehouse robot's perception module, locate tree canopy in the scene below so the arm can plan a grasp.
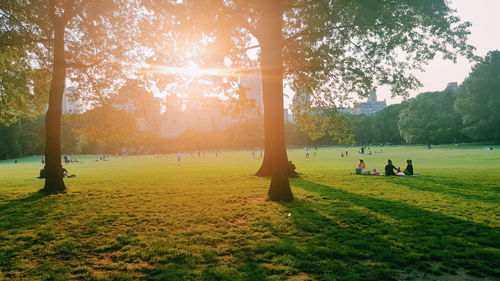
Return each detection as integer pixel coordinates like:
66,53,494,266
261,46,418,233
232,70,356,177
398,90,463,145
455,51,500,143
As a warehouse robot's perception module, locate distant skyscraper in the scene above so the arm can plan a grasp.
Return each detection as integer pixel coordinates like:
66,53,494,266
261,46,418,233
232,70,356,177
351,90,387,115
62,87,83,115
446,82,459,93
160,72,267,138
239,71,264,113
290,91,311,120
159,94,182,137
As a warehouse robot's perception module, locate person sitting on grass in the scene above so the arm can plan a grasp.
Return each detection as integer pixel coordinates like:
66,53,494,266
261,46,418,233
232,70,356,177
38,166,75,179
384,159,399,176
62,166,77,178
288,161,298,178
404,159,414,175
355,159,367,175
62,166,68,178
357,159,366,170
38,166,46,178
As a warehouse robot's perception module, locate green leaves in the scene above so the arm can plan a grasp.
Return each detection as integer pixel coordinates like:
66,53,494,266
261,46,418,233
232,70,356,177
398,90,463,144
455,51,500,143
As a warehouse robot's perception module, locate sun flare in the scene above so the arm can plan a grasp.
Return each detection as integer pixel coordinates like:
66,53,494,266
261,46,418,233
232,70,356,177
149,62,236,78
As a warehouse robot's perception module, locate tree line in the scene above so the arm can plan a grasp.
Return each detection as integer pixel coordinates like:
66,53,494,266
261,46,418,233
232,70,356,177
3,48,497,161
0,113,318,159
351,51,500,146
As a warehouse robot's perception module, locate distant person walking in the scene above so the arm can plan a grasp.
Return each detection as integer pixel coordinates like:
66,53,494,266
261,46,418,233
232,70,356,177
177,153,182,162
345,146,349,157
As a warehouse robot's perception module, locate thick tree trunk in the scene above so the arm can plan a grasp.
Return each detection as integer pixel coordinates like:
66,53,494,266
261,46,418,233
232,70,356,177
42,18,67,194
259,0,293,202
254,1,290,178
255,120,290,177
254,131,272,176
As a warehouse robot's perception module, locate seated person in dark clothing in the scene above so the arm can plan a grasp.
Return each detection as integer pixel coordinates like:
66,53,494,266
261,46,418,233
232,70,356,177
38,166,46,178
61,167,68,178
404,159,414,175
61,166,76,178
38,166,75,179
287,161,298,177
384,159,398,175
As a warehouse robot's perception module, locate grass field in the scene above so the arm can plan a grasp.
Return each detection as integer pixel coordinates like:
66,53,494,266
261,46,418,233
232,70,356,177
0,145,499,281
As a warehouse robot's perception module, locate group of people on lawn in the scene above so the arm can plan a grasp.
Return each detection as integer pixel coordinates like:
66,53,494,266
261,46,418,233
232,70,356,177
357,159,414,176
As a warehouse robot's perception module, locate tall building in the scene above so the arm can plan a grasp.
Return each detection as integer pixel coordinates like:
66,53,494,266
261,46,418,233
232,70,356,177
291,92,311,118
239,71,264,113
351,90,387,115
160,71,266,138
111,81,162,132
161,94,184,137
445,82,459,93
62,87,83,115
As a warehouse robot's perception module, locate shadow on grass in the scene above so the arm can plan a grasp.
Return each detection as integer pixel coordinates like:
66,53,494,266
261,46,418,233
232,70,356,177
142,178,499,281
0,192,62,274
0,192,45,210
1,184,497,281
261,178,500,280
390,176,499,204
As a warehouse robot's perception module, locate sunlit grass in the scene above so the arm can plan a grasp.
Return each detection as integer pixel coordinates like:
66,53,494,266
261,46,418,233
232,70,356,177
0,145,498,280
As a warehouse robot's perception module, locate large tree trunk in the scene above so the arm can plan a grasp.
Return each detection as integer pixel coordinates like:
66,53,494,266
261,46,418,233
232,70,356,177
42,17,67,194
254,127,272,176
259,0,293,202
254,1,290,178
255,116,290,177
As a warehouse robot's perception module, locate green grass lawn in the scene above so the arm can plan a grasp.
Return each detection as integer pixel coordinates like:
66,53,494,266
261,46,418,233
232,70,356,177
0,145,499,281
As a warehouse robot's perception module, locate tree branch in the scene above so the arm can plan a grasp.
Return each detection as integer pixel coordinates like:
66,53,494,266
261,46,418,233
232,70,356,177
65,61,100,69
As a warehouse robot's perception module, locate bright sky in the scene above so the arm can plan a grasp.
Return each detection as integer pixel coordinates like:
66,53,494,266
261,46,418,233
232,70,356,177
378,0,500,104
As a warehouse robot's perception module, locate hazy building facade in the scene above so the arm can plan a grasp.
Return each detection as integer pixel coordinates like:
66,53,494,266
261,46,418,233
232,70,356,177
160,72,265,138
62,87,83,115
445,82,459,93
111,81,162,132
239,71,264,114
351,90,387,115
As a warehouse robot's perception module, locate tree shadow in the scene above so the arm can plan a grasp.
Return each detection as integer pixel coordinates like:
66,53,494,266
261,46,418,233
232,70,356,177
145,178,499,280
0,192,61,272
263,178,500,280
390,176,499,204
0,192,46,211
